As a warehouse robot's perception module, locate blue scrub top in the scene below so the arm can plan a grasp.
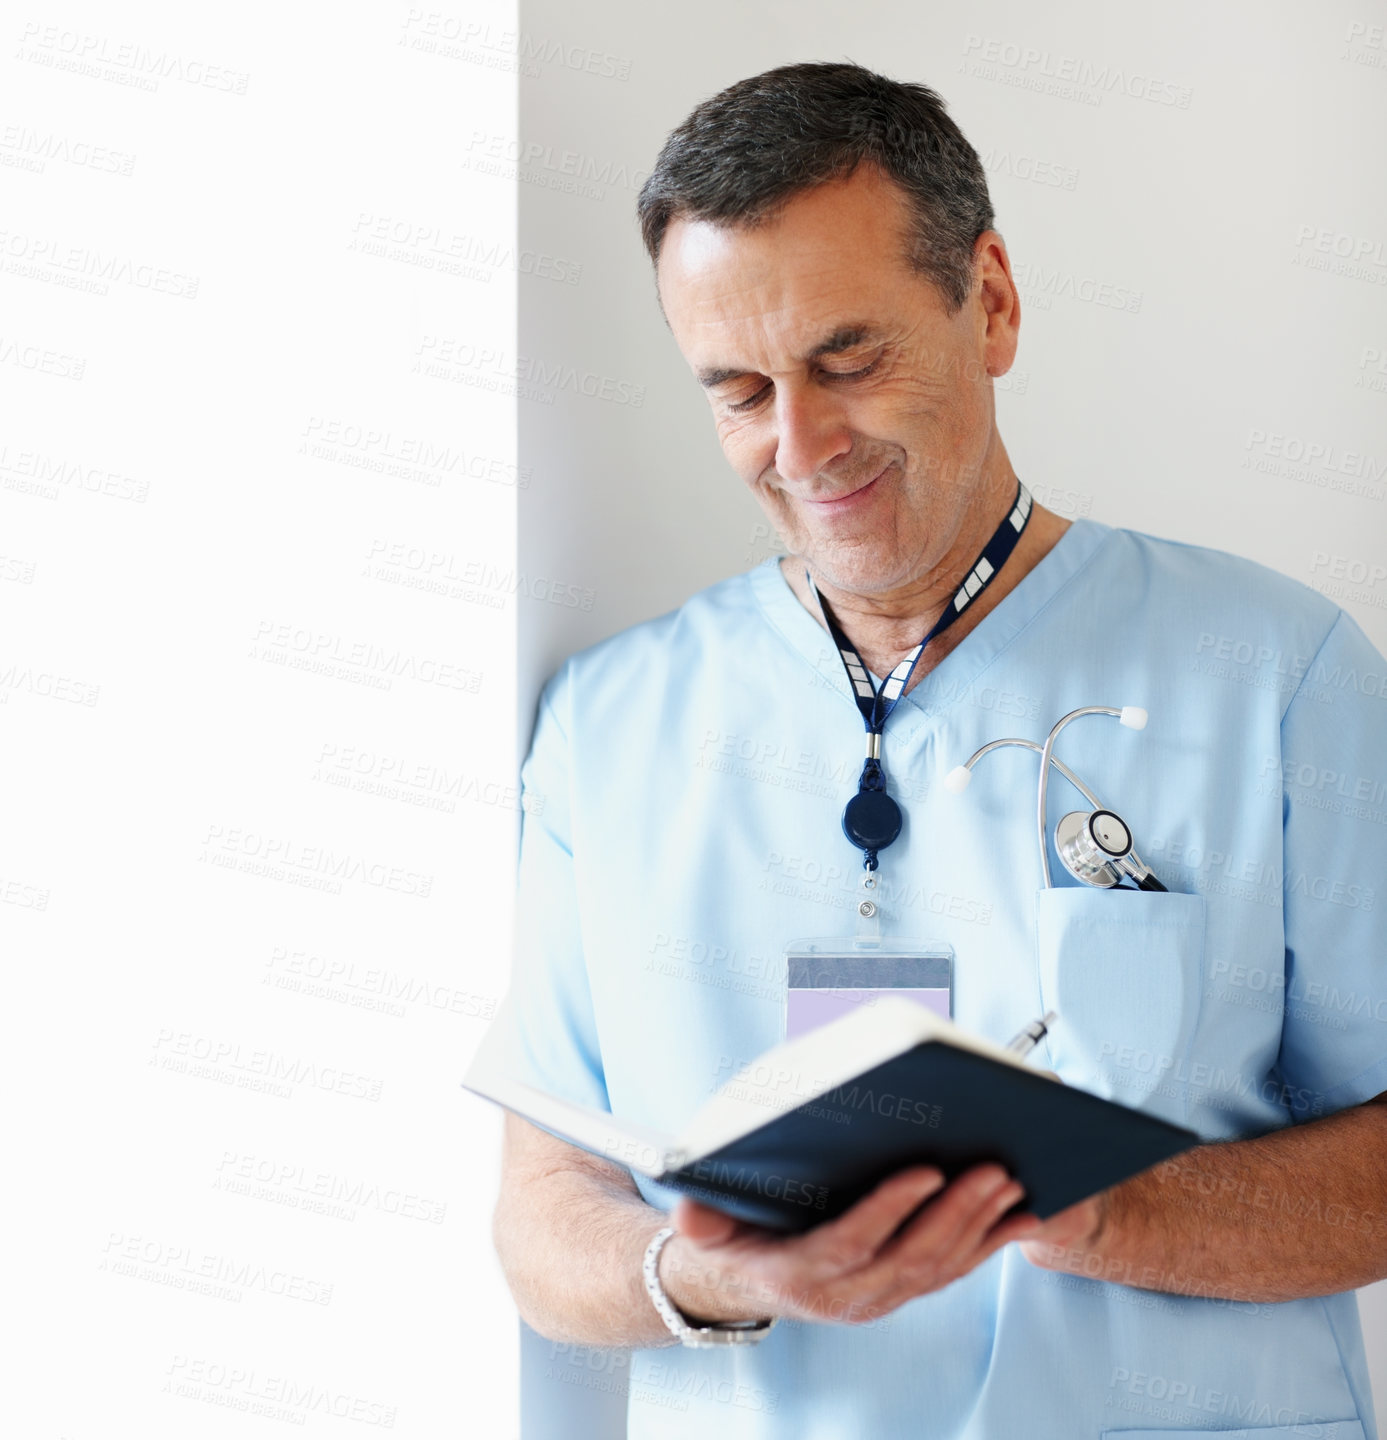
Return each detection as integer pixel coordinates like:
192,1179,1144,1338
485,519,1387,1439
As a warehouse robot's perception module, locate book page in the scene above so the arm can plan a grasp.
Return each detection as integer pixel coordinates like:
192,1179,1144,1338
461,1071,678,1178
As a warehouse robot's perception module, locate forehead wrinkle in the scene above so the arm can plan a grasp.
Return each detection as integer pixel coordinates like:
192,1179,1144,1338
679,242,889,318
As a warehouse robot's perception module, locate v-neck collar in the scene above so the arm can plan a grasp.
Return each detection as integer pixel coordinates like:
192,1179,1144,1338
748,518,1113,738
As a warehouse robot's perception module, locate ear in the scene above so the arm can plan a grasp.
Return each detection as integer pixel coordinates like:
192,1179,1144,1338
973,231,1021,379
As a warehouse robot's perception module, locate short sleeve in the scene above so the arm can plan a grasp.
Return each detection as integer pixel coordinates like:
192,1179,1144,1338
1276,609,1387,1117
469,662,610,1112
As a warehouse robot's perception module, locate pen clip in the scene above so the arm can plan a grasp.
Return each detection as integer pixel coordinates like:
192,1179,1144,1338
1005,1010,1058,1057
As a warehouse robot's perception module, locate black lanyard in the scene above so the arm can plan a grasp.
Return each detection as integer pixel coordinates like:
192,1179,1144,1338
809,481,1033,871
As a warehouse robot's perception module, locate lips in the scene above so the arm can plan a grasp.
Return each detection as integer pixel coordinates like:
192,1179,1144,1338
804,465,888,509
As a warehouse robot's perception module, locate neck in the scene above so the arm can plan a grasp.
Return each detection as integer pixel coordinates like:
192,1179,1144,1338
782,486,1071,686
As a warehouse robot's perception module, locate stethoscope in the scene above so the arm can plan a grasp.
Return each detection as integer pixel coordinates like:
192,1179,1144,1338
944,706,1168,892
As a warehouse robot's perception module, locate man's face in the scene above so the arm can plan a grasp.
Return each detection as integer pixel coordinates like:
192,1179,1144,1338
657,163,1018,599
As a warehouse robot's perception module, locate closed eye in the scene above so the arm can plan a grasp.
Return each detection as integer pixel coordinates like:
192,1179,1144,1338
725,358,880,414
727,384,772,414
823,358,880,383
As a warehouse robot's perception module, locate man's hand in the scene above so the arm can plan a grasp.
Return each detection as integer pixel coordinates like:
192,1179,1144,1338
660,1163,1046,1326
1008,1096,1387,1303
1018,1192,1107,1269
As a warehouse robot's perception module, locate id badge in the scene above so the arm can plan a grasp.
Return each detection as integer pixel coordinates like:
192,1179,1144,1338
784,940,954,1041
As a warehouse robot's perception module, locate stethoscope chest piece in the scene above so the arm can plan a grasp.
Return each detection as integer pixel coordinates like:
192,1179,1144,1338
1055,809,1132,888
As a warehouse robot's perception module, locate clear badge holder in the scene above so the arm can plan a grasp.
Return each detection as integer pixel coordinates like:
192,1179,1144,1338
785,870,955,1041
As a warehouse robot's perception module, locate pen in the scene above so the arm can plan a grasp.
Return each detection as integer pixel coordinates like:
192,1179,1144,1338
1005,1010,1057,1058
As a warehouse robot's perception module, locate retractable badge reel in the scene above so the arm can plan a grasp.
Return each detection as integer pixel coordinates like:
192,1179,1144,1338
784,483,1036,1041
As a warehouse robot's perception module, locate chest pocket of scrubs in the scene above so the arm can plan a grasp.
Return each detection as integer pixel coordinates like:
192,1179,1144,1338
1035,888,1206,1127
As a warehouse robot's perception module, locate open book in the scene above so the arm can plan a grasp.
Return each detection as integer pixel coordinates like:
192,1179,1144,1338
463,998,1199,1231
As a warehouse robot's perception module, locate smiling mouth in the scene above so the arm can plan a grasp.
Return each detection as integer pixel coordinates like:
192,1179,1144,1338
804,464,889,508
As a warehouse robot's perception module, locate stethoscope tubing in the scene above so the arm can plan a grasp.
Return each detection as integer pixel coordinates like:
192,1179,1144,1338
1036,707,1125,889
962,737,1108,812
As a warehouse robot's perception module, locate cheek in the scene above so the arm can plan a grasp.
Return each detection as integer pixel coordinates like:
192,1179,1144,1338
716,420,773,483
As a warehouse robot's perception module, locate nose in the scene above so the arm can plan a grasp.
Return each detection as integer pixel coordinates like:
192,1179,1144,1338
772,386,852,485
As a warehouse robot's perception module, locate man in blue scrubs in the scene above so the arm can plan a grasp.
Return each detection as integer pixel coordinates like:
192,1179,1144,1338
484,62,1387,1437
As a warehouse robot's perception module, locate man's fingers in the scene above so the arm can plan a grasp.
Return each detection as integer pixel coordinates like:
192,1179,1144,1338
799,1166,945,1274
671,1164,1038,1328
851,1165,1015,1292
952,1176,1027,1258
983,1209,1045,1250
897,1164,1013,1255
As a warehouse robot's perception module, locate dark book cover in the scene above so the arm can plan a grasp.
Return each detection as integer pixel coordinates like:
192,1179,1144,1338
657,1041,1198,1231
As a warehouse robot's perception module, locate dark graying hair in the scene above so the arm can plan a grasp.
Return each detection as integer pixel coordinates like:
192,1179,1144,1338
637,62,995,313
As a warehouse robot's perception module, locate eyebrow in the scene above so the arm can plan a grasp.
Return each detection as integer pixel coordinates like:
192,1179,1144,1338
695,325,880,390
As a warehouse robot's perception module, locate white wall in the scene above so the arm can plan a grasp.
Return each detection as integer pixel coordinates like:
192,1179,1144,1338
518,0,1387,1424
7,3,520,1435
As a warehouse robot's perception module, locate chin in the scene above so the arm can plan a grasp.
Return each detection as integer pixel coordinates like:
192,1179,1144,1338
803,544,911,596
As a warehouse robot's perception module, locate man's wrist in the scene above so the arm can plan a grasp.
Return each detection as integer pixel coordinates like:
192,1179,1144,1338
659,1230,776,1325
1087,1184,1117,1252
